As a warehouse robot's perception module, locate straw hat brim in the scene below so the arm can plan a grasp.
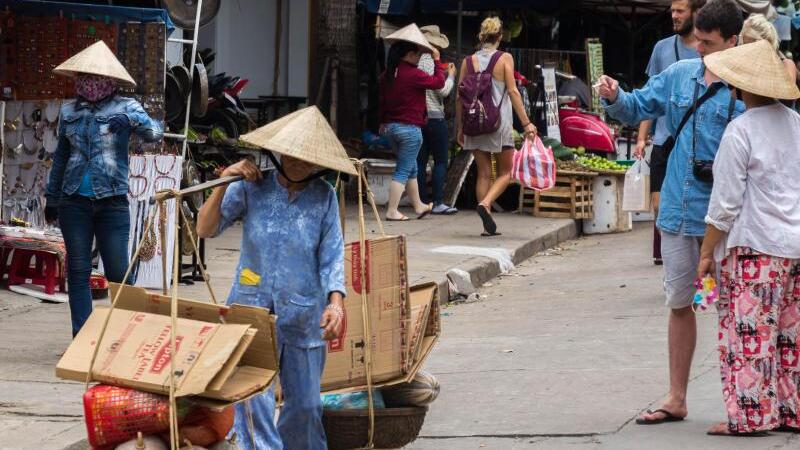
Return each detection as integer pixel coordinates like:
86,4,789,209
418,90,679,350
240,106,357,176
385,23,435,53
704,40,800,100
53,40,137,87
420,25,449,49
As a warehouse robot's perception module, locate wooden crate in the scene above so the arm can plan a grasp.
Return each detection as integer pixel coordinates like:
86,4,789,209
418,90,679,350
518,172,595,219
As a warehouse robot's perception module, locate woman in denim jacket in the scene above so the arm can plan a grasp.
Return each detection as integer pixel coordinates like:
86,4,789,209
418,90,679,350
45,41,162,336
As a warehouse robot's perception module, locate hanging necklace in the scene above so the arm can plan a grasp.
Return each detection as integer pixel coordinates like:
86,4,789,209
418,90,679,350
139,203,158,262
44,100,61,125
128,175,148,199
154,175,176,191
3,101,22,131
129,155,148,177
154,154,176,175
22,128,42,155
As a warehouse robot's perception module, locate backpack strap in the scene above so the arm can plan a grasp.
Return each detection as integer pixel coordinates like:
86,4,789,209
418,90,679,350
485,50,505,74
464,55,477,75
465,50,505,75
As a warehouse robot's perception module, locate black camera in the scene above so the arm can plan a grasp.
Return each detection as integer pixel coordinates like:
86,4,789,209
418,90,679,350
692,159,714,183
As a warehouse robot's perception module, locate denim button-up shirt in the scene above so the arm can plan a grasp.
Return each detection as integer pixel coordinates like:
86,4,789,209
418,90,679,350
217,171,346,349
45,95,163,205
603,58,744,236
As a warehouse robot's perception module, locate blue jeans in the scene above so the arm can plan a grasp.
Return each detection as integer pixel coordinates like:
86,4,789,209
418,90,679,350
384,122,422,184
417,118,449,204
231,344,326,450
58,195,131,336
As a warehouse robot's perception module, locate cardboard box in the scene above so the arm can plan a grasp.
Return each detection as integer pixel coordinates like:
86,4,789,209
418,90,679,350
322,281,441,394
57,284,279,405
322,236,409,391
407,283,441,376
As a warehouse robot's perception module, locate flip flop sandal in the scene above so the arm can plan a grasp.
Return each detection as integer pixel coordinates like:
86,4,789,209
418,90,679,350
386,216,410,222
635,409,685,425
417,203,433,220
481,231,503,237
477,204,497,235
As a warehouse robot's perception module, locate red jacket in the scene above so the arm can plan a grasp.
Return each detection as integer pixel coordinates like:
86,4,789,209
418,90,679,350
379,60,446,127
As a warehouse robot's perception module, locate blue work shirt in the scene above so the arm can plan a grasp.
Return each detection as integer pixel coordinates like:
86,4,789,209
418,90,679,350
46,95,163,205
217,171,346,349
604,58,745,236
645,35,700,145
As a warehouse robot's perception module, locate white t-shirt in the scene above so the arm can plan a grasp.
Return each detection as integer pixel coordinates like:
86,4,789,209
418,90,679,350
706,103,800,259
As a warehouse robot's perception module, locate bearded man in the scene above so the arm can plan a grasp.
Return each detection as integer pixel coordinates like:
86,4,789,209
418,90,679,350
635,0,706,266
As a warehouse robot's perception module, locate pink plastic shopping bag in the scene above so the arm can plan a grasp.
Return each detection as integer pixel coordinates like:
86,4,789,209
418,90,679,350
512,135,556,191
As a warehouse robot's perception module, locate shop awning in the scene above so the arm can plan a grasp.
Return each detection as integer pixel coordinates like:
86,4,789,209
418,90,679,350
0,0,176,35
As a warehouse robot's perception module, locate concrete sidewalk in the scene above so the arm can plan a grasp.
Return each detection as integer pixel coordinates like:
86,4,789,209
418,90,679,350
0,206,576,450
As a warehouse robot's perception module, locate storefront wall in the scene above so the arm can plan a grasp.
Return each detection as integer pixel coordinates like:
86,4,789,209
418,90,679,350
186,0,309,98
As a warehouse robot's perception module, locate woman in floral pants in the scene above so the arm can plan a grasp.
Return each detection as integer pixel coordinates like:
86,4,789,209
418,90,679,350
697,41,800,436
715,252,800,433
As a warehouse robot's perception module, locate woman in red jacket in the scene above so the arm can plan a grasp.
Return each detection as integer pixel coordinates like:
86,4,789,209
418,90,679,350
380,25,446,221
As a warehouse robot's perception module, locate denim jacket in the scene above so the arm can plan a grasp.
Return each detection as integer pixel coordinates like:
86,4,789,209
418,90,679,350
603,58,745,236
217,172,346,349
45,95,163,206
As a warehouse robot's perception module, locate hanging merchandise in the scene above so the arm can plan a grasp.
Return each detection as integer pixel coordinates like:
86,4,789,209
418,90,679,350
0,0,171,230
103,154,184,289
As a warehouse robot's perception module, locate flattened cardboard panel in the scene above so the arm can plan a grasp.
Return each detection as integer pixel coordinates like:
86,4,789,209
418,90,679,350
322,236,409,391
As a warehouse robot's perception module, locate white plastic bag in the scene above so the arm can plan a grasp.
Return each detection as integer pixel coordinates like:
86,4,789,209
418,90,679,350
622,160,651,211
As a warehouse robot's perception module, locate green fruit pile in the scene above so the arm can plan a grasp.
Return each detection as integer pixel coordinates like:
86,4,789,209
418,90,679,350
577,155,627,172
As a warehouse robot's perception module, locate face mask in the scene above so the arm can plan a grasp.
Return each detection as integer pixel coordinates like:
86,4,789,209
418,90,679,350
75,74,117,102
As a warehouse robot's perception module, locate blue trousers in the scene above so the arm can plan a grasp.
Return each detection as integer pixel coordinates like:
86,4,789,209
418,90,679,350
232,344,327,450
417,118,449,205
58,194,130,336
384,122,423,184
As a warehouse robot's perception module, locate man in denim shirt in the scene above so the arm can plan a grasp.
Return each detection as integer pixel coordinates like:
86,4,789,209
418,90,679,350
46,41,163,336
597,0,743,425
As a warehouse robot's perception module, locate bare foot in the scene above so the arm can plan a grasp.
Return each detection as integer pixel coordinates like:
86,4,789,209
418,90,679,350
707,423,730,435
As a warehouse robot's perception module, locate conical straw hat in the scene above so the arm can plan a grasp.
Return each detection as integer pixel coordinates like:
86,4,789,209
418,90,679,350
240,106,357,175
385,23,434,53
53,40,136,87
704,40,800,100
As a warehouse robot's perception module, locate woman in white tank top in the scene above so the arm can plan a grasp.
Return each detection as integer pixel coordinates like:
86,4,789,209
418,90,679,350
456,17,536,236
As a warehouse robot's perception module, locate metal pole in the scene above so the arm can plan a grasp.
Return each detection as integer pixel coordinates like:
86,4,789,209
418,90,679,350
180,0,205,159
457,0,463,61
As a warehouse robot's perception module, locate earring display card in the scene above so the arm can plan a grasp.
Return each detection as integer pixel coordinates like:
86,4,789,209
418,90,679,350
119,21,166,96
14,16,69,99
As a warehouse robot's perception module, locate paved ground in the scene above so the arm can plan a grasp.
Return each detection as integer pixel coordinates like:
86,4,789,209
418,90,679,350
408,224,800,450
5,212,795,450
0,207,575,450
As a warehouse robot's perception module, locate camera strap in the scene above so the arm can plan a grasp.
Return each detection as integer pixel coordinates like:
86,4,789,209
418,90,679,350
690,82,737,161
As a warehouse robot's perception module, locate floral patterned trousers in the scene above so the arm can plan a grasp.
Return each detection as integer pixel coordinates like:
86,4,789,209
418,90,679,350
717,247,800,433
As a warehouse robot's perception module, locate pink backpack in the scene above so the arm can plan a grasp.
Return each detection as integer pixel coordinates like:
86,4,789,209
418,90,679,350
458,51,506,136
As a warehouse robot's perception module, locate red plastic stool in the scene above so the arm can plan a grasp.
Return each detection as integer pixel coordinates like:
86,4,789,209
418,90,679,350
7,249,66,295
0,247,13,283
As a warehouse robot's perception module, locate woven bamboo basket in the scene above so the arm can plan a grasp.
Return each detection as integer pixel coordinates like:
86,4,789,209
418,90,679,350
323,406,428,450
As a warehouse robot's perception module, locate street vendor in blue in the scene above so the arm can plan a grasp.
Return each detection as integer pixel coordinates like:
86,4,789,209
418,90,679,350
196,106,357,450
